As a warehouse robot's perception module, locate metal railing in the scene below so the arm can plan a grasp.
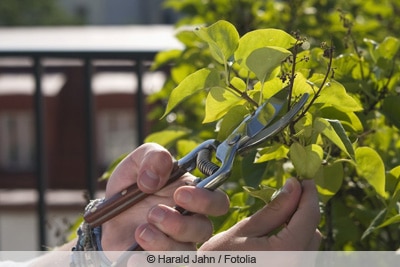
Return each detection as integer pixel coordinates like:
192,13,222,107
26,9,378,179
0,50,158,250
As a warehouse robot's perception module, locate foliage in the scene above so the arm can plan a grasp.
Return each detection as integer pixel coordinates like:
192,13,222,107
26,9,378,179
0,0,83,26
164,0,400,44
143,0,400,250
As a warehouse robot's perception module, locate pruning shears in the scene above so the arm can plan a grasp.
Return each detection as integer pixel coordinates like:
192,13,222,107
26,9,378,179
84,89,309,252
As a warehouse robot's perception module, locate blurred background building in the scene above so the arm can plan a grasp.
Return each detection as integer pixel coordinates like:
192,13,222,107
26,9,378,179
57,0,176,25
0,0,180,250
0,0,178,26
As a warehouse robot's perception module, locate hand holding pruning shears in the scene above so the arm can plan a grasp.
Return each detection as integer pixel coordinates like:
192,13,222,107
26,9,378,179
81,91,320,264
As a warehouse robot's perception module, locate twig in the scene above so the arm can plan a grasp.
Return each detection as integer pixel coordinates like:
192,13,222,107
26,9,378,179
229,83,259,108
292,42,335,124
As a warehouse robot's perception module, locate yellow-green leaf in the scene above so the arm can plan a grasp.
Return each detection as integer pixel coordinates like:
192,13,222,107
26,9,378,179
144,129,191,147
315,162,344,203
99,153,127,181
355,147,386,198
315,118,355,159
257,77,285,100
319,106,363,133
204,87,246,123
289,143,324,179
365,36,400,63
195,20,239,64
246,46,291,83
163,68,220,117
314,79,363,112
292,72,315,96
390,166,400,192
230,77,247,92
235,29,296,66
256,143,289,163
376,214,400,229
217,105,249,141
243,185,277,203
151,49,182,70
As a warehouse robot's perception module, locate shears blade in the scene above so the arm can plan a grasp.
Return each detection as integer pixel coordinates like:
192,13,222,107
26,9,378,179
239,93,309,153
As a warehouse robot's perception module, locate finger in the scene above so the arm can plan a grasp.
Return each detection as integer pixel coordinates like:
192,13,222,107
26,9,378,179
136,144,175,194
135,223,197,251
283,179,321,248
147,205,213,243
231,178,302,237
174,186,230,216
273,179,321,250
105,143,172,197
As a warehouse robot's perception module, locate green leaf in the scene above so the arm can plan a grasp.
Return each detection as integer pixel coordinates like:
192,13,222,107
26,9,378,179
389,166,400,192
319,107,363,133
365,36,400,63
230,77,247,92
332,53,359,79
292,72,315,96
171,63,197,84
385,168,400,214
195,20,239,64
355,147,386,198
315,118,355,159
257,77,285,100
175,27,201,47
255,143,289,163
144,129,191,147
362,209,387,240
241,151,267,187
151,49,182,70
235,29,296,66
363,189,400,238
289,143,323,179
243,185,277,203
314,79,363,112
176,139,200,159
163,68,220,117
215,207,250,233
314,162,344,203
204,86,246,123
386,166,400,194
67,216,84,241
376,214,400,229
246,46,291,83
217,105,249,141
230,191,248,207
382,95,400,130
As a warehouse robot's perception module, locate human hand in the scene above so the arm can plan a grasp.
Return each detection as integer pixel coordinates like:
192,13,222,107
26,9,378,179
101,143,230,251
199,178,321,251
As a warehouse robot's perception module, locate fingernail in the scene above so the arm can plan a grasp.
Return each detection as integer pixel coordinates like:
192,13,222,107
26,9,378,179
281,178,294,194
176,190,192,204
148,206,166,223
139,226,155,242
140,170,160,190
271,179,294,201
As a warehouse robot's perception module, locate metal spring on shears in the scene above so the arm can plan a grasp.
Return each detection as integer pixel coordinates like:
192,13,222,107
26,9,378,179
196,148,219,176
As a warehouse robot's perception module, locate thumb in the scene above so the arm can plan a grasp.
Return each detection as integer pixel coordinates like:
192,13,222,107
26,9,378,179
231,178,302,237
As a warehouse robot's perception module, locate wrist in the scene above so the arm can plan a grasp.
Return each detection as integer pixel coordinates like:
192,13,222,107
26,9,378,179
71,199,112,267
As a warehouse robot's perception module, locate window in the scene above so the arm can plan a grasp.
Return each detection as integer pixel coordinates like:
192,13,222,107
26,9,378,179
0,112,34,171
97,109,137,168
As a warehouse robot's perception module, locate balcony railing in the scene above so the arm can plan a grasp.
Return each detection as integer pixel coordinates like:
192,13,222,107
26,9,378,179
0,25,180,250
